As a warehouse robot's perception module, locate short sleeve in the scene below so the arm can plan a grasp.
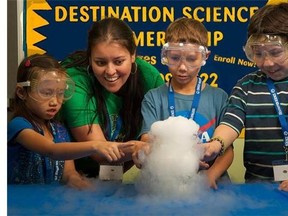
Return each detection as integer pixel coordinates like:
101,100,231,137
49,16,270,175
8,117,33,142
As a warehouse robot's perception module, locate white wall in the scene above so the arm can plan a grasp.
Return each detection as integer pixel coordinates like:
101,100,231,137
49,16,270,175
7,0,24,120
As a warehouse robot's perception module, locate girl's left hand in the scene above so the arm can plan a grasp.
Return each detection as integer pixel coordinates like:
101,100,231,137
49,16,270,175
66,172,93,190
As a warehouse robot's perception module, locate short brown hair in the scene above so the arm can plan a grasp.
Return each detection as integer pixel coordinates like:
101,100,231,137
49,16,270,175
165,17,208,46
248,3,288,41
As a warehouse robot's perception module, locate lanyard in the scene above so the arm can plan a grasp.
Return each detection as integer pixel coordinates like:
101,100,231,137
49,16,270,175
107,116,122,141
168,76,202,120
266,78,288,159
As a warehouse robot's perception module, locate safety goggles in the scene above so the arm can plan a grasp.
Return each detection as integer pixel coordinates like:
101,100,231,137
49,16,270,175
161,43,208,68
17,71,75,102
243,34,288,64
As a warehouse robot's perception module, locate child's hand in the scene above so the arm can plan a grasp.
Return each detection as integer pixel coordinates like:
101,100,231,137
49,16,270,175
199,160,210,170
201,142,221,162
279,180,288,192
131,141,151,169
201,169,218,190
96,141,134,162
65,172,93,190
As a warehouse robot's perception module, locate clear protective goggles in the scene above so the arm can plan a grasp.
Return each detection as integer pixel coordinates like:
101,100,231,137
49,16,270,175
243,34,288,64
17,71,75,102
161,43,208,68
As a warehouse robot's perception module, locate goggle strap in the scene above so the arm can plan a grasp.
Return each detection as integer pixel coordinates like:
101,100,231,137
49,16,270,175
17,81,31,87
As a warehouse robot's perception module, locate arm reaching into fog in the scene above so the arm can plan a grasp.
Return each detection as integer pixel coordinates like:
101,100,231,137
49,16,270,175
204,145,234,189
202,125,239,162
16,128,133,162
132,134,151,169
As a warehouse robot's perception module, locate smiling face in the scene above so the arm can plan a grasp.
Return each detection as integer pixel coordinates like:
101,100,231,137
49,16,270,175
244,34,288,81
255,46,288,81
90,41,136,93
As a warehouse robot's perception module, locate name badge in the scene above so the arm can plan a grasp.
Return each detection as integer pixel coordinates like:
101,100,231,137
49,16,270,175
99,165,123,181
272,160,288,182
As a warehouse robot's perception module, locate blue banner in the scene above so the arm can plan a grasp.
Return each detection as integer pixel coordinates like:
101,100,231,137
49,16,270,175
24,0,281,94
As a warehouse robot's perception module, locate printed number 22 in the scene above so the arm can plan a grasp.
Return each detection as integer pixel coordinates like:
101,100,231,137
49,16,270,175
200,73,218,87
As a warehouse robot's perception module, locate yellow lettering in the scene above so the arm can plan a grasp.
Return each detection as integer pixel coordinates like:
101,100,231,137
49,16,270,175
134,31,166,47
69,6,78,22
149,7,161,22
54,6,174,23
79,6,89,22
207,31,224,46
182,7,192,18
165,73,172,82
157,32,166,46
150,56,157,65
55,6,67,22
106,6,119,19
249,7,259,18
163,7,174,22
142,7,147,22
135,31,145,47
200,72,218,87
182,6,256,23
120,7,132,21
213,7,222,22
193,7,205,22
223,7,235,22
131,6,141,22
146,32,154,46
237,58,256,67
90,6,100,21
138,55,157,65
237,7,248,22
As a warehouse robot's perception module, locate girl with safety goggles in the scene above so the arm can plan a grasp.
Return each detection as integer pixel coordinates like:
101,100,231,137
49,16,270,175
8,54,133,187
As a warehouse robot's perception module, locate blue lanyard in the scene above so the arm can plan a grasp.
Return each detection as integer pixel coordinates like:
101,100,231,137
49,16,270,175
107,116,122,141
168,76,202,120
266,78,288,151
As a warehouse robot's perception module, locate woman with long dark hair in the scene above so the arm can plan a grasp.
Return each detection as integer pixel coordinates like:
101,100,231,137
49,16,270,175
61,17,164,177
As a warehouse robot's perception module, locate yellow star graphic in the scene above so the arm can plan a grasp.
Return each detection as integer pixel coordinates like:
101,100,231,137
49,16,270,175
26,0,51,56
266,0,288,5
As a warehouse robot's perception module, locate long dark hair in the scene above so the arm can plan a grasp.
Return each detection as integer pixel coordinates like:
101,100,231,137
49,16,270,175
64,17,144,141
